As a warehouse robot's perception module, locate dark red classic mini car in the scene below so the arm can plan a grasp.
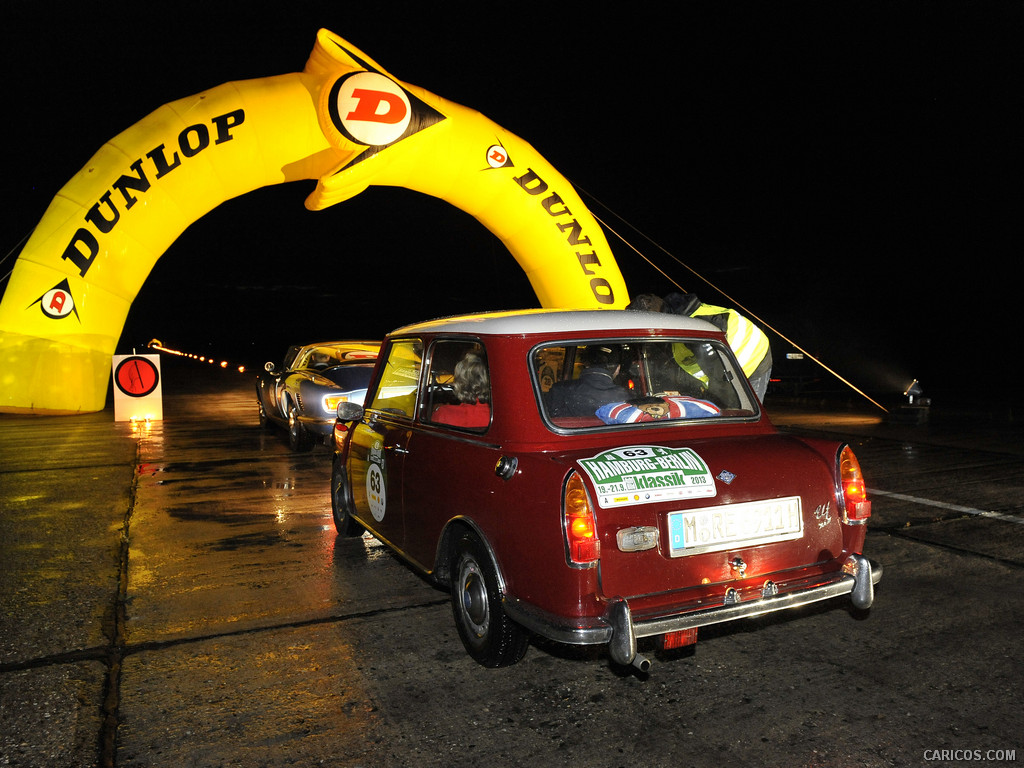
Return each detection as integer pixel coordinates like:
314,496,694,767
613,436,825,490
331,309,881,671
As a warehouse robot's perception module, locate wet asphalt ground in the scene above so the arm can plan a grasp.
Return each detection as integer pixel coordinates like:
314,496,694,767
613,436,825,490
1,361,1022,768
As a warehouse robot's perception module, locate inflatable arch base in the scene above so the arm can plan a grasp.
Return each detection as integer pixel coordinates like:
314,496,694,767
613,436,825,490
0,332,114,415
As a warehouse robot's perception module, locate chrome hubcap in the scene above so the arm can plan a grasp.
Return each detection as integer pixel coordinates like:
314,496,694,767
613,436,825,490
459,559,488,638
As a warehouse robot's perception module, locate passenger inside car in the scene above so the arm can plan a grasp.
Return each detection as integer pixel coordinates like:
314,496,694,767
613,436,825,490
545,345,628,418
431,351,491,428
537,338,758,428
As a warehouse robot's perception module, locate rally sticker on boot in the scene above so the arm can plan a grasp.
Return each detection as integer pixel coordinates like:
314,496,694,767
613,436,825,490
577,445,717,509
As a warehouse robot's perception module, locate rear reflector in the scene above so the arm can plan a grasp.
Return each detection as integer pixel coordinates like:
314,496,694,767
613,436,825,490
848,499,872,521
659,628,698,650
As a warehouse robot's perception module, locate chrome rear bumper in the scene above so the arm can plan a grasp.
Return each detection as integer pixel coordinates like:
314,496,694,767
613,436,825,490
505,554,882,669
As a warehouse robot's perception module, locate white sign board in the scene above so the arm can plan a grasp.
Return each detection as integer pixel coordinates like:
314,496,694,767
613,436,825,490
111,354,163,422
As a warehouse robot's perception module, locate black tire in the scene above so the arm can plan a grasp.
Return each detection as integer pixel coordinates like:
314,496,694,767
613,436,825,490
450,531,529,667
256,396,272,430
331,455,364,537
287,403,313,452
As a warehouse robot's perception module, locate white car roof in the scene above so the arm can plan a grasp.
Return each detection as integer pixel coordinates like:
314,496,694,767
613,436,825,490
390,309,720,337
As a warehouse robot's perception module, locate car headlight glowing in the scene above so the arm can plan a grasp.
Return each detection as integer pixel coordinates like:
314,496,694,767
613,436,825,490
323,394,348,413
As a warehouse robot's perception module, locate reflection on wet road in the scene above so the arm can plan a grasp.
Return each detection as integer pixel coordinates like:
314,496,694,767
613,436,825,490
125,382,445,648
2,369,1022,767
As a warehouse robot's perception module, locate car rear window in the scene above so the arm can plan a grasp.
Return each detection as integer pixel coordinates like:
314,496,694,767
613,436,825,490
534,339,759,429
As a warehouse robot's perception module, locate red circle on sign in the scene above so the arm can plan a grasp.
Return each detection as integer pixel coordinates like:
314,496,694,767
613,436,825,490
115,357,160,397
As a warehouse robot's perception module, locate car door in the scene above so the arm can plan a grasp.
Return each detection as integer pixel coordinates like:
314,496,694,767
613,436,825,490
399,338,493,570
346,339,422,551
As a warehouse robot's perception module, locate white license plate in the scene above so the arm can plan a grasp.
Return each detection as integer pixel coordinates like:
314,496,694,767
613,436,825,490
667,496,803,557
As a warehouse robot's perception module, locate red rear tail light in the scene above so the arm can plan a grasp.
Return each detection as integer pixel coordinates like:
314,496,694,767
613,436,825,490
564,471,600,566
839,445,871,522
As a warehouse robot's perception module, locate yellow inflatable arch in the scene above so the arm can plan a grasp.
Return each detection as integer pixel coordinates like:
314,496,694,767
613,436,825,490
0,29,629,414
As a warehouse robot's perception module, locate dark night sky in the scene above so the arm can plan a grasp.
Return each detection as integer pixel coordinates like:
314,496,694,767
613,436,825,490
2,2,1020,400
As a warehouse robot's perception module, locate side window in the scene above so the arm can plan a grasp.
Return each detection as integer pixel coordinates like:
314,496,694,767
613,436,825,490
367,339,422,417
424,340,491,430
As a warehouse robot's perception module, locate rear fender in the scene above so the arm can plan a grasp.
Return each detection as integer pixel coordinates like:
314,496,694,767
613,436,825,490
434,518,504,591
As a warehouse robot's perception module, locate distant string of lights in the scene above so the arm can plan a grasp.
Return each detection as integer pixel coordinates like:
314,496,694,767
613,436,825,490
146,339,247,374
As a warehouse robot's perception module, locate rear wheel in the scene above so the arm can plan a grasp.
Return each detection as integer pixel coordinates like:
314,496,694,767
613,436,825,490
331,455,364,536
287,403,313,452
450,531,529,667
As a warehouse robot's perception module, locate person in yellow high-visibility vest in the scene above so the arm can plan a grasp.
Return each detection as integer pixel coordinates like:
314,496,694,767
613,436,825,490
629,293,773,401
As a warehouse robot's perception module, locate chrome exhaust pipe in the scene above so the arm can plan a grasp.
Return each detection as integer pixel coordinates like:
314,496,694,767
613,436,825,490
632,653,652,673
